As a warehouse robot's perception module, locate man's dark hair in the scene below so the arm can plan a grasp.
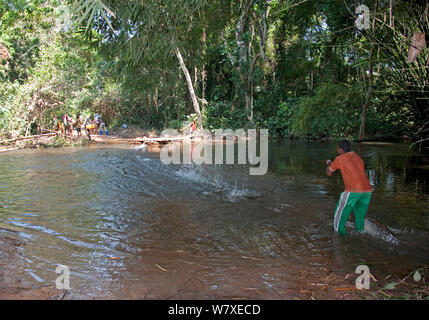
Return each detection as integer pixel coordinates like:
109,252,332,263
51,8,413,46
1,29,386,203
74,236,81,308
338,139,351,153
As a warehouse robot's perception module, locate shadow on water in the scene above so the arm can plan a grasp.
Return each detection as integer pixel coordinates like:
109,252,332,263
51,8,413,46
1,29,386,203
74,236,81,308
0,141,428,298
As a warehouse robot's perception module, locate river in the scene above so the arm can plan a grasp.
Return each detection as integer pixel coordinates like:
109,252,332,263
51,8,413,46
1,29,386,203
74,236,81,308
0,141,428,299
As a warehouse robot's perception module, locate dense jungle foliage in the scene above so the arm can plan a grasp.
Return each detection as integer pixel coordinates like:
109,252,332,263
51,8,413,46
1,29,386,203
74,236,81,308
0,0,428,147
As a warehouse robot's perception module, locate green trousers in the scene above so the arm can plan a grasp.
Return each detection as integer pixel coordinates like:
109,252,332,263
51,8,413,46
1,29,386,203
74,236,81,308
333,192,372,235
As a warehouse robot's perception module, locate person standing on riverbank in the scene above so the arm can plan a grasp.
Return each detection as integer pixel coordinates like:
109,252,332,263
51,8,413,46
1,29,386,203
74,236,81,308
83,116,92,140
94,114,109,136
190,119,197,134
63,114,71,136
326,140,372,235
75,114,82,137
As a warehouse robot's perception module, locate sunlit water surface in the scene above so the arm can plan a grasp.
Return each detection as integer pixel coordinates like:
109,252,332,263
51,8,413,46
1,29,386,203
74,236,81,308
1,142,428,298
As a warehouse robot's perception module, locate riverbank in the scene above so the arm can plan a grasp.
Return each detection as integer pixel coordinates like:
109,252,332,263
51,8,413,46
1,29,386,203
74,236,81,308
1,124,424,153
0,133,92,153
0,125,158,153
108,125,159,139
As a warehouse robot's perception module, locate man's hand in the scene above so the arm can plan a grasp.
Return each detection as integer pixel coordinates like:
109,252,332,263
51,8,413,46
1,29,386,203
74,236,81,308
326,160,333,176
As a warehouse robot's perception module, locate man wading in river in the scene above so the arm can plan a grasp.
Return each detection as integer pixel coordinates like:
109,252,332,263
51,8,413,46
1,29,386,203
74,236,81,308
326,140,372,235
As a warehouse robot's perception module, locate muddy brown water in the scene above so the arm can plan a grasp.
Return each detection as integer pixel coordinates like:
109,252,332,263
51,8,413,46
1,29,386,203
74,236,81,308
0,141,428,299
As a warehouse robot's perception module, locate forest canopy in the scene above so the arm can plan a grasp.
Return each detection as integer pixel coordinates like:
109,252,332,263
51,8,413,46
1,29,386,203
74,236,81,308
0,0,428,147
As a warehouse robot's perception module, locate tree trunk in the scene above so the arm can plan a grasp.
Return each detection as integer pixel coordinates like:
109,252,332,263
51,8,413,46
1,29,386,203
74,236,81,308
201,30,207,109
236,3,252,123
247,54,260,126
358,45,374,142
175,47,203,129
358,1,378,142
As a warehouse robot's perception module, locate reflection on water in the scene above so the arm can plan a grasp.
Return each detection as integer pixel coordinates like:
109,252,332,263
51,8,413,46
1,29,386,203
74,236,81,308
0,142,428,298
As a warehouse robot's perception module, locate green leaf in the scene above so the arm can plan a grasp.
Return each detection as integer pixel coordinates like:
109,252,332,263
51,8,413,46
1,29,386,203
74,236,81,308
383,282,397,290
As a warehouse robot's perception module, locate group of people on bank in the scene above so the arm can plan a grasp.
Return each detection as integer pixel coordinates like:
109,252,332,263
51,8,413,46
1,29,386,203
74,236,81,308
53,113,108,139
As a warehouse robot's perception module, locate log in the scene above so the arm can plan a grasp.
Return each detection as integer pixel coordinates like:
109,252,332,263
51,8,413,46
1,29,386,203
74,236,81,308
0,147,19,153
94,133,247,146
0,133,57,144
134,136,188,144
